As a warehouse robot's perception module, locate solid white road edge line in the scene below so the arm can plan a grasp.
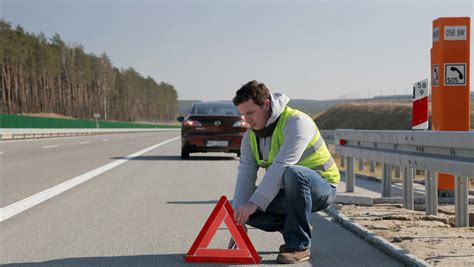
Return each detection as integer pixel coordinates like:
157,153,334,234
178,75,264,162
43,145,59,149
0,136,180,222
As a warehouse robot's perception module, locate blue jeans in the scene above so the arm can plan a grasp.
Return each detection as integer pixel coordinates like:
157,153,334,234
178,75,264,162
246,165,337,250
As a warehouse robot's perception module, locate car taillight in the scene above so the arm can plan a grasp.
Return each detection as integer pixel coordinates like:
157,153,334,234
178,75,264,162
184,120,202,127
233,120,250,128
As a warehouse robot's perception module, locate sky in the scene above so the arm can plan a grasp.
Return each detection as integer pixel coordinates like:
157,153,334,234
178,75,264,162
1,0,472,101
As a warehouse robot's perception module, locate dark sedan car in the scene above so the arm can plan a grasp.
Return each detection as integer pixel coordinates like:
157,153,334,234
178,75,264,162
177,101,249,159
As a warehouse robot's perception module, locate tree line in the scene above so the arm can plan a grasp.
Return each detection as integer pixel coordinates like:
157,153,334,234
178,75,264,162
0,20,178,122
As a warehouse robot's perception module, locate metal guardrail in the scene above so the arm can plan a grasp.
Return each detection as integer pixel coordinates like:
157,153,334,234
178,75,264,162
0,128,180,141
320,130,335,145
333,129,473,227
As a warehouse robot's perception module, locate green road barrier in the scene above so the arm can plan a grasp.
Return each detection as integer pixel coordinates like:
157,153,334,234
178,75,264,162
0,114,179,129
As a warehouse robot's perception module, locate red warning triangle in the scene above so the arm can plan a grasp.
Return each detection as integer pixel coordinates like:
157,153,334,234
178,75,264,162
184,195,261,264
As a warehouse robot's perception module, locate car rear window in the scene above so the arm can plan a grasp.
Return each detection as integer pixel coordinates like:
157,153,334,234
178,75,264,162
190,103,240,116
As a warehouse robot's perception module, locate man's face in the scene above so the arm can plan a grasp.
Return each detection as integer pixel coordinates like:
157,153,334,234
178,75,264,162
237,99,271,130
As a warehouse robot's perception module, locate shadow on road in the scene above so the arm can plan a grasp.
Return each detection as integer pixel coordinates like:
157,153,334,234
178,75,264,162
3,215,404,266
2,254,184,267
111,155,236,161
166,200,218,205
2,253,279,266
339,171,425,197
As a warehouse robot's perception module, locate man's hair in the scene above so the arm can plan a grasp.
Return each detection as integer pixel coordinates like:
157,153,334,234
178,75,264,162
232,80,271,106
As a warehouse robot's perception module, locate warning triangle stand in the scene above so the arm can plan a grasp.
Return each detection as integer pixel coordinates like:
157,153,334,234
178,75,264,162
184,195,261,264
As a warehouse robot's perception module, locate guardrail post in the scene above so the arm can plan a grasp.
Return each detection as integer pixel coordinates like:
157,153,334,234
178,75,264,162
403,167,414,210
395,166,401,178
382,163,392,197
455,176,469,227
358,159,364,172
346,156,355,192
369,161,375,173
425,170,438,215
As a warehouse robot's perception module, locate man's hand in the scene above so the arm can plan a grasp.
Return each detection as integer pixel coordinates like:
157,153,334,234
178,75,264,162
234,201,258,225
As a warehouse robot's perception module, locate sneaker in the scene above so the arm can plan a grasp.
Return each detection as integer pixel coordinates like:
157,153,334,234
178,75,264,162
278,225,314,253
276,248,311,264
278,244,310,253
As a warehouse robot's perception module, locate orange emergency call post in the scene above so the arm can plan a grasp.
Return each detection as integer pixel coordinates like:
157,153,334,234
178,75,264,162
431,17,470,195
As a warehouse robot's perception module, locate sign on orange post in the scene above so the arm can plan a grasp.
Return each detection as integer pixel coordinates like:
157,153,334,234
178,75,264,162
431,17,470,195
412,79,429,130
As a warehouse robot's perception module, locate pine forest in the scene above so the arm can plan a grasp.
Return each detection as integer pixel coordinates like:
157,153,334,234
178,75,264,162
0,20,178,122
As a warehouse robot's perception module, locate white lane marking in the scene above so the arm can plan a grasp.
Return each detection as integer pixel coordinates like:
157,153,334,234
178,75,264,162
1,135,96,144
79,141,90,144
0,136,180,222
0,130,179,143
43,145,59,149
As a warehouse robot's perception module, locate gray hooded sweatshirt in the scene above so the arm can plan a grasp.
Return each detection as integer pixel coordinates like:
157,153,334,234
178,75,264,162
233,92,321,211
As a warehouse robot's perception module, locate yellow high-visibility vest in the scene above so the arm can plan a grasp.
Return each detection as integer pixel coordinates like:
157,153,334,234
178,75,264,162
248,106,340,184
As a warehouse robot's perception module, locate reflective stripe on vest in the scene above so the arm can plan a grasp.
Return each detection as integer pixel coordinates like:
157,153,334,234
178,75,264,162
297,134,335,172
297,135,324,163
312,156,336,172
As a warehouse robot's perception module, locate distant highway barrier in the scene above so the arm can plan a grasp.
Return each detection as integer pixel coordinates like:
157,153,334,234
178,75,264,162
0,128,180,141
0,114,180,140
0,114,180,129
333,129,473,227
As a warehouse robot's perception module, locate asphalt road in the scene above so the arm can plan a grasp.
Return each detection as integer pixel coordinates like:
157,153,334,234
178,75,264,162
0,132,403,266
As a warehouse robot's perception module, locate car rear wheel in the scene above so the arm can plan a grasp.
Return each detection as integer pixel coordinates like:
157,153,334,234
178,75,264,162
181,146,190,159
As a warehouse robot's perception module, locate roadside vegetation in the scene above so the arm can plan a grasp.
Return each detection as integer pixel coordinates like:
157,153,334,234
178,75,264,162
0,20,178,123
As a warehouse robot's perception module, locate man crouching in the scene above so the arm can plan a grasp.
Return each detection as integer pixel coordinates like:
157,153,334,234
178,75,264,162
230,80,340,264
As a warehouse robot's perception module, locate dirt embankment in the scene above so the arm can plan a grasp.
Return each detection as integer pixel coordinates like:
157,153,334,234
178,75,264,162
337,204,474,266
314,102,474,130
